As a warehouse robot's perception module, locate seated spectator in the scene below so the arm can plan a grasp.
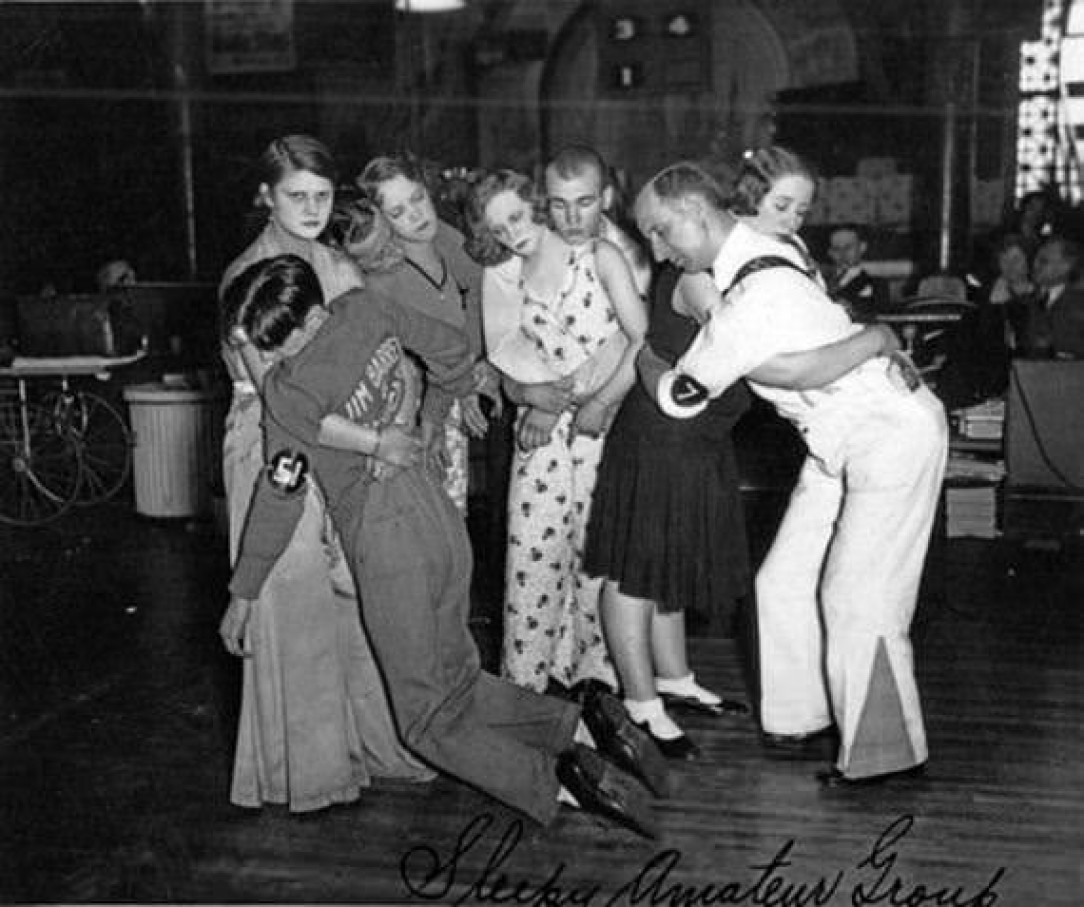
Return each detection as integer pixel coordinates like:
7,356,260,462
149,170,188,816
934,234,1027,407
1018,235,1084,359
96,259,137,292
825,225,889,320
976,231,1034,354
1008,189,1062,263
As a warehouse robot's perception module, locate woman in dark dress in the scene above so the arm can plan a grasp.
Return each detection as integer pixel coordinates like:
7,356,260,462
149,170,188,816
584,264,753,759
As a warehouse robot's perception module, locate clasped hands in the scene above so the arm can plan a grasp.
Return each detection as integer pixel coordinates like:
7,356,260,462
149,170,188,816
367,421,466,482
515,375,615,452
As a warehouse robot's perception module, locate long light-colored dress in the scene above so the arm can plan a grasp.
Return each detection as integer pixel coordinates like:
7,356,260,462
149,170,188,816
482,239,624,693
220,220,431,812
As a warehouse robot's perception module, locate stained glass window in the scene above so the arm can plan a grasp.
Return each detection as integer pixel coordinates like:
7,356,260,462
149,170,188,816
1017,0,1084,203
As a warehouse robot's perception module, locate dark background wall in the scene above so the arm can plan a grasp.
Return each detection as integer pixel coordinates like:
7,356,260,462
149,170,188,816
0,0,1044,300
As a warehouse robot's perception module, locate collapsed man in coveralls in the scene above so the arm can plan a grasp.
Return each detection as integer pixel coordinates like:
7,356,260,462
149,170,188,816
223,253,664,837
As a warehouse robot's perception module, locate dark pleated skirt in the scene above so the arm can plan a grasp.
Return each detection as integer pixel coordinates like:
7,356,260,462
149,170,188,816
583,387,752,625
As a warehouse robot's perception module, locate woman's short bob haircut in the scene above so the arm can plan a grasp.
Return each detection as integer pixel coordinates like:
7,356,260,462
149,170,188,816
727,145,816,216
356,151,432,209
254,134,339,199
464,168,547,267
221,254,323,353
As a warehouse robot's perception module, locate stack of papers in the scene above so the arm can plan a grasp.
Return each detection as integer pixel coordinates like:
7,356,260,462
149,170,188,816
944,448,1002,538
954,398,1005,441
945,486,999,538
945,454,1005,484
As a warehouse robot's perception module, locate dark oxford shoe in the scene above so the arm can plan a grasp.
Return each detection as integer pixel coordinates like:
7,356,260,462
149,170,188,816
556,744,658,839
569,678,617,704
761,726,840,761
581,689,670,798
544,678,574,700
634,722,701,761
815,763,927,789
660,692,751,718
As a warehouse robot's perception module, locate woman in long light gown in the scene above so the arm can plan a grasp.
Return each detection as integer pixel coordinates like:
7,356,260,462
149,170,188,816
217,134,431,813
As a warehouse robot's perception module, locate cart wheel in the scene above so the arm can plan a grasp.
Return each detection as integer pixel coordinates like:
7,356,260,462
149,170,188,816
46,390,133,505
0,398,83,526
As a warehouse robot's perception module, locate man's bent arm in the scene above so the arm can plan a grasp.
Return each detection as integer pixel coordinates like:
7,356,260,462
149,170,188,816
751,324,898,389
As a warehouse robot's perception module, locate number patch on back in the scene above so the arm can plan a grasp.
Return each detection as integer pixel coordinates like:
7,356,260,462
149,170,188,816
267,449,308,495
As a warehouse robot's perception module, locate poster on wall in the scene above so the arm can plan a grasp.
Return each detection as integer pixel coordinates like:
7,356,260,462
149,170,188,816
205,0,296,75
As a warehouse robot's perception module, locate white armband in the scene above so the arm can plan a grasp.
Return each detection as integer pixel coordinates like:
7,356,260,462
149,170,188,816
657,370,709,420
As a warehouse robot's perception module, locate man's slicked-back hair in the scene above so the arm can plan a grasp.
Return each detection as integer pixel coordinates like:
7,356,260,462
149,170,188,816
829,223,867,243
640,161,729,213
221,254,324,352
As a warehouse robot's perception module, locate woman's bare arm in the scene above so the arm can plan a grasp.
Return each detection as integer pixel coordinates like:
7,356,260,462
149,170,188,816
589,240,649,409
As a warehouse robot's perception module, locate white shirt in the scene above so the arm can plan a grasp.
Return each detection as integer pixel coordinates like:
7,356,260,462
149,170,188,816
1045,283,1066,307
673,223,906,468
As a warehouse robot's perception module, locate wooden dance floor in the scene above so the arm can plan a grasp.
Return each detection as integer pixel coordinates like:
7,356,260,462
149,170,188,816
1,485,1081,905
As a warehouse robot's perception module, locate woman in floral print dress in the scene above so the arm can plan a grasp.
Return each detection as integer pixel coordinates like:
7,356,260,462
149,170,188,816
467,168,647,695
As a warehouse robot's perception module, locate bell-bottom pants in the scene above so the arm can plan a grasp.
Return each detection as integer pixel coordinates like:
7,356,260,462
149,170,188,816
757,386,948,778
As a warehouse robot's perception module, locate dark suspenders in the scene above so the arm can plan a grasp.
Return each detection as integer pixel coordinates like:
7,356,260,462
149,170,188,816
665,251,823,412
723,254,816,295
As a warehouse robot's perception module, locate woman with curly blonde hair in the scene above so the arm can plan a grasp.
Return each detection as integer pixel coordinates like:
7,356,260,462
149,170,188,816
354,152,501,513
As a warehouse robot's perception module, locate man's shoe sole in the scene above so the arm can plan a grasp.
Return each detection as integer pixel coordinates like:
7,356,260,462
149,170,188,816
557,745,658,839
583,692,670,798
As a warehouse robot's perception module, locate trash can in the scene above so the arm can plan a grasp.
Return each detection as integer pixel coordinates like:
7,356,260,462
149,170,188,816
123,382,224,518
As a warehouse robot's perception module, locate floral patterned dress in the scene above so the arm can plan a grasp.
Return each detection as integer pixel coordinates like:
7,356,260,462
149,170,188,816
483,240,624,693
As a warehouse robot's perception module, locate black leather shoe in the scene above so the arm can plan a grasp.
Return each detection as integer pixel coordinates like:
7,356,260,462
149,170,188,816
634,722,700,761
762,726,840,761
659,692,751,718
569,678,617,704
556,744,658,838
580,689,669,798
544,678,574,700
816,763,927,788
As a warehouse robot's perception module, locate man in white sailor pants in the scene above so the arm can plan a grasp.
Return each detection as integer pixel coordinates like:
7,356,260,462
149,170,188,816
634,163,947,785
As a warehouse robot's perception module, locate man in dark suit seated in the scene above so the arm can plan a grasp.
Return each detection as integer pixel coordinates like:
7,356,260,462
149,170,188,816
825,224,889,321
1019,235,1084,359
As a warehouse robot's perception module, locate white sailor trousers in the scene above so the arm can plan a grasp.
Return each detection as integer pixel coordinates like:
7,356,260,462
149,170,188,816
757,385,948,777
